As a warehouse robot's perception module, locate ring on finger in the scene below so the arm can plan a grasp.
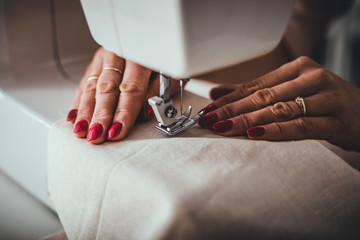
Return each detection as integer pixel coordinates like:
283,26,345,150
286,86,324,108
103,67,124,76
87,75,99,82
295,97,307,116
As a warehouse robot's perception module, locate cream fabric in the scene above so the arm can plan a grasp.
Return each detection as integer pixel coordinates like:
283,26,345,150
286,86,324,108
48,91,360,240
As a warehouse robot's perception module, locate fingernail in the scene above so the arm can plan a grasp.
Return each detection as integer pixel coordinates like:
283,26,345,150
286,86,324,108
213,120,233,133
198,112,219,128
87,123,103,141
107,122,122,140
199,104,217,114
247,127,265,138
73,120,88,133
145,101,154,120
66,109,78,121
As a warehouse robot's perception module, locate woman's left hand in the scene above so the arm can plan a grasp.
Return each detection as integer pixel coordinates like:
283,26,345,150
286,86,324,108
198,56,360,151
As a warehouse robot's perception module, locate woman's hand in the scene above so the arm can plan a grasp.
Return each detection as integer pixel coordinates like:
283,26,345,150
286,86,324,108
198,56,360,151
66,47,180,144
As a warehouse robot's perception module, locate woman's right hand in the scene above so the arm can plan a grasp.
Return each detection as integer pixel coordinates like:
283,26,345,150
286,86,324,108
66,47,180,144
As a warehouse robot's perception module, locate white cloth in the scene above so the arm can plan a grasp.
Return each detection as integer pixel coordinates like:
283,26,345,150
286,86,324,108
48,91,360,240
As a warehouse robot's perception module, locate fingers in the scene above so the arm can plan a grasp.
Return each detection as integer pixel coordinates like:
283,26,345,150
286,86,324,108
208,59,302,109
66,66,90,123
199,69,329,128
246,117,342,143
198,60,300,115
197,56,358,149
107,61,151,141
200,56,321,116
210,86,237,100
72,50,104,138
212,100,302,135
66,49,103,123
86,52,125,144
211,90,338,136
68,47,177,144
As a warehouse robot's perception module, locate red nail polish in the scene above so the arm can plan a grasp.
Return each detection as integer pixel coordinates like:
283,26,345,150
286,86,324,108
247,127,265,138
198,112,219,128
73,120,88,133
199,104,217,114
145,101,154,120
66,109,78,121
87,123,103,141
213,120,233,133
107,122,123,140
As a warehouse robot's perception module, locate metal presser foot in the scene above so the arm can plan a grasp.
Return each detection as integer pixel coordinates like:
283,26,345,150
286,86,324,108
148,73,205,136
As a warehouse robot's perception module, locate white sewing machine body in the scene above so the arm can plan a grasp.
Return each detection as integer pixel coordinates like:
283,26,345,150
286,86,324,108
81,0,295,78
0,0,295,212
0,0,294,237
81,0,295,134
2,0,360,238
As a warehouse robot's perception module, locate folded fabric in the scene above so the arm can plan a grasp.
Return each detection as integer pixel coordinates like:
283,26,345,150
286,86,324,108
48,91,360,240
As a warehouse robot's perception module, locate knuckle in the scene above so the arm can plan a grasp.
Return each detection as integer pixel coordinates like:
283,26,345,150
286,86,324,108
218,94,235,105
272,122,284,137
243,79,264,94
78,107,93,116
114,108,122,116
219,104,236,118
270,102,294,120
294,118,313,134
312,68,330,84
97,81,119,95
84,81,97,94
114,107,132,119
296,56,313,69
238,114,252,130
215,89,242,106
120,81,144,94
92,110,111,121
250,88,277,107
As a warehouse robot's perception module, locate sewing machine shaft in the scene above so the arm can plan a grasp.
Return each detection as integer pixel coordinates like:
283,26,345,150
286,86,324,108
148,74,205,135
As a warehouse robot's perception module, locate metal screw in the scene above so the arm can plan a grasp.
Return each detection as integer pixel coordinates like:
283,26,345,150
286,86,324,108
165,106,177,118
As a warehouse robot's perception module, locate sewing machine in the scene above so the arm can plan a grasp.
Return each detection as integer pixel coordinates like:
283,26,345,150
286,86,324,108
0,0,294,237
0,0,98,237
4,1,360,238
81,0,295,135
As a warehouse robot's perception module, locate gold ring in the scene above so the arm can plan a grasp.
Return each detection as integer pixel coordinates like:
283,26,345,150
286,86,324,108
295,97,307,116
87,75,99,82
103,67,123,76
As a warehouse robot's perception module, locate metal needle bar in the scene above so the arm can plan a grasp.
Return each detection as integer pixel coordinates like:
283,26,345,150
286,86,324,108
179,78,189,116
160,72,171,100
180,79,184,116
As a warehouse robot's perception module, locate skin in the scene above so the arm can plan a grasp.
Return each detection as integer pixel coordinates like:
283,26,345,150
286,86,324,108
69,49,360,151
67,47,180,144
199,56,360,151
